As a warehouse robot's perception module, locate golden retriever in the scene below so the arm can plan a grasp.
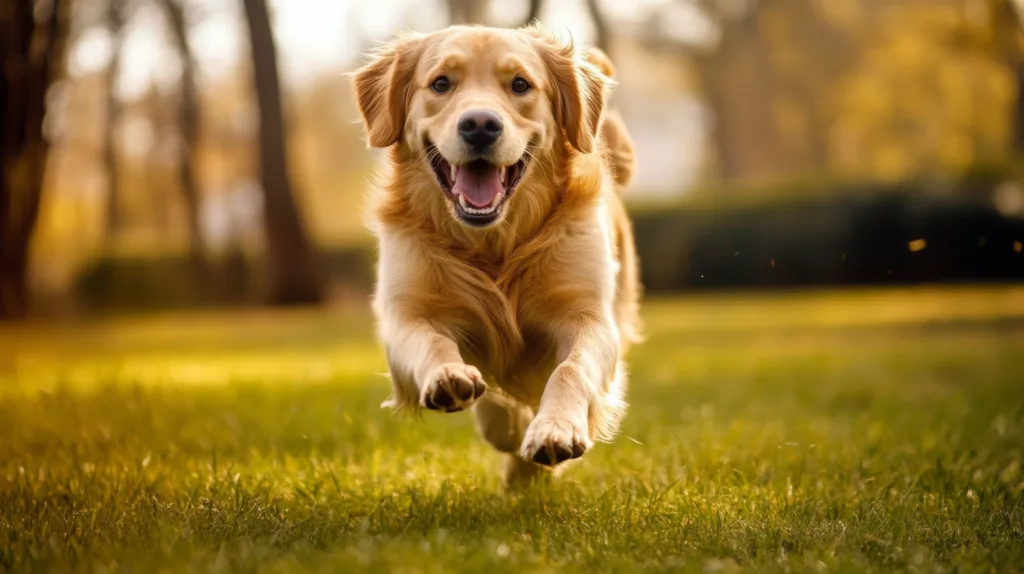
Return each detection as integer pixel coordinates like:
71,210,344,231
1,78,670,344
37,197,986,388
353,23,642,485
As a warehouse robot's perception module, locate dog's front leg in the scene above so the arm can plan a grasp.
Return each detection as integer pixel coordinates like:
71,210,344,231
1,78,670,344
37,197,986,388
520,313,621,466
381,318,487,413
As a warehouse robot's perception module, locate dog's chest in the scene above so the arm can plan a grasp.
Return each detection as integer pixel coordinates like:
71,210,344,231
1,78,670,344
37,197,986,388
463,324,556,408
454,281,560,407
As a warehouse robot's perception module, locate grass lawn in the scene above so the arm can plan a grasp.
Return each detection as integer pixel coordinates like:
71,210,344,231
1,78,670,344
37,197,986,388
2,286,1023,572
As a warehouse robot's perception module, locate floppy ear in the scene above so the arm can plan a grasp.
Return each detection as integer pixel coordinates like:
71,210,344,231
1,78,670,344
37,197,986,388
529,30,613,154
583,46,616,79
352,34,425,148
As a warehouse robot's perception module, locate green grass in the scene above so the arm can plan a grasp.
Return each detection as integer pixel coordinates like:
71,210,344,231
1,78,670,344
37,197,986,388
2,286,1023,572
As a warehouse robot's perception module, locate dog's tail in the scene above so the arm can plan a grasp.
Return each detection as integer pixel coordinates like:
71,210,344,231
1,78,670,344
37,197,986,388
585,47,635,190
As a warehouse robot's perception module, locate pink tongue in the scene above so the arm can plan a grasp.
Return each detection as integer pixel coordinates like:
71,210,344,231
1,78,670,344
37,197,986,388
452,165,503,207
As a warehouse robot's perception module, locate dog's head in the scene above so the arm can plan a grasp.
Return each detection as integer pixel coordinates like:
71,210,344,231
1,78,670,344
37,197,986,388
354,25,612,228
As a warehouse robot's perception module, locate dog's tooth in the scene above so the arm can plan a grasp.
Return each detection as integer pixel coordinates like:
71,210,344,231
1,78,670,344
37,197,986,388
450,164,457,183
458,194,469,209
499,166,506,183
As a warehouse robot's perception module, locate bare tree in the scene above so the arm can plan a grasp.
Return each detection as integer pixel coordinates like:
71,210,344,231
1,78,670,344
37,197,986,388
641,0,853,181
159,0,207,282
1,0,70,320
103,0,125,245
241,0,323,305
644,2,769,180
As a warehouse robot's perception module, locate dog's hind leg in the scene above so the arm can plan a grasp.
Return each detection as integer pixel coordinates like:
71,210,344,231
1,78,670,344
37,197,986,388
473,392,549,486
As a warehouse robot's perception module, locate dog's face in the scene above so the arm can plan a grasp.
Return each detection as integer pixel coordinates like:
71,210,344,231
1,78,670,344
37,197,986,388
354,26,610,228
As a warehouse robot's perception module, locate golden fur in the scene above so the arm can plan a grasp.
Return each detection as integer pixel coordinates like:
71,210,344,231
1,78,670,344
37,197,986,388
353,24,642,484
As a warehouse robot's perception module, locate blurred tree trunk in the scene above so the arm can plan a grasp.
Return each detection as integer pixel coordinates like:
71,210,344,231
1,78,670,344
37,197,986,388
949,1,1024,156
698,64,742,181
448,0,488,25
636,0,772,182
1000,1,1024,154
761,0,853,174
522,0,542,26
648,0,851,182
692,13,774,182
1014,64,1024,153
960,0,1024,155
241,0,324,305
0,0,69,320
103,0,124,246
584,0,609,52
160,0,208,289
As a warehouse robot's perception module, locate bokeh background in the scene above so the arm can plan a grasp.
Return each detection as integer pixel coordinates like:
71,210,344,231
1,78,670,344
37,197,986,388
3,0,1024,318
4,3,1024,570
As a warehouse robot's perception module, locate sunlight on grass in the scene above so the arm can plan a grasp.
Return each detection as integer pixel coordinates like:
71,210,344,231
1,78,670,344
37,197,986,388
1,286,1022,572
1,345,384,395
643,285,1024,334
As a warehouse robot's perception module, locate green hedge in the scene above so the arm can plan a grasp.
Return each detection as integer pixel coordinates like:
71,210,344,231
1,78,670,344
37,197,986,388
75,247,375,312
633,186,1024,292
74,169,1024,311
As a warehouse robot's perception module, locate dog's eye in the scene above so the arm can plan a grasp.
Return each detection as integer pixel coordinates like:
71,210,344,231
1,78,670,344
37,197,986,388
511,77,531,95
431,75,451,94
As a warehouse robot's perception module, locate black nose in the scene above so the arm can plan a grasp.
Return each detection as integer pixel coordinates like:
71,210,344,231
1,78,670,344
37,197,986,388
458,109,503,149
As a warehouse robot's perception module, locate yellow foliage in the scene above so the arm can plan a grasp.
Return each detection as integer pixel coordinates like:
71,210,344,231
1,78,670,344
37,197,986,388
829,3,1014,179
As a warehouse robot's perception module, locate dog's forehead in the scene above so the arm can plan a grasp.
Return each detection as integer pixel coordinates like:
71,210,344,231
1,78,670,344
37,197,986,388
423,27,539,70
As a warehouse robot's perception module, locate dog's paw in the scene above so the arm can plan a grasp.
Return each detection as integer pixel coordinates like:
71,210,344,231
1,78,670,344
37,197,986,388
519,413,592,466
420,363,487,412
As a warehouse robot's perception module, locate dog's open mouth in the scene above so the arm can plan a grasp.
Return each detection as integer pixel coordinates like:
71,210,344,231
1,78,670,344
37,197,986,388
426,142,530,227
